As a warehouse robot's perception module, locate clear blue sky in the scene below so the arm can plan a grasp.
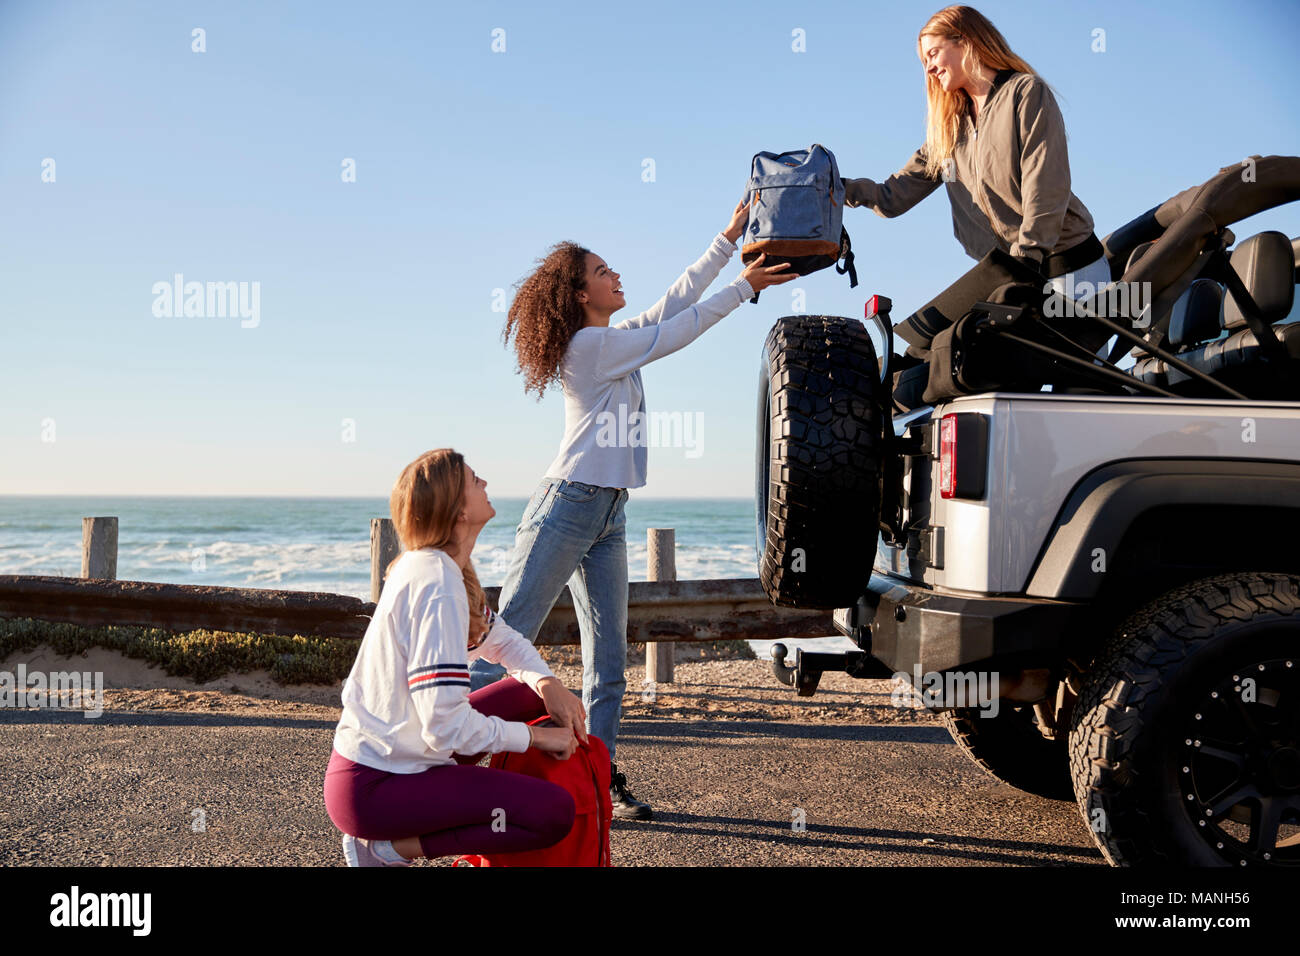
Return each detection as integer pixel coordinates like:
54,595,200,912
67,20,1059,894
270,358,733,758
3,0,1297,497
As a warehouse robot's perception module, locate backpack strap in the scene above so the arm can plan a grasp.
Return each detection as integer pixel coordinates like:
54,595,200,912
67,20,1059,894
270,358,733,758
835,227,859,288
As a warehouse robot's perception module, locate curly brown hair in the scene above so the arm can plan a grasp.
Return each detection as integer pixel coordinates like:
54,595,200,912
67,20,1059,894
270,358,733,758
502,241,591,399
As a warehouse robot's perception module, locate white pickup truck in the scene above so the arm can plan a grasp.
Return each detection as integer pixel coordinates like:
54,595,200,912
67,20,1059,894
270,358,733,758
757,156,1300,867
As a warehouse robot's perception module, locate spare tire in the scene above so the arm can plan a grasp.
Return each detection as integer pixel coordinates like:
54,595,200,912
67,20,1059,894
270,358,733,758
756,315,887,609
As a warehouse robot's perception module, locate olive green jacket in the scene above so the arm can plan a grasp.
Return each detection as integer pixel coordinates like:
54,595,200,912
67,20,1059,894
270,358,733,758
843,70,1095,266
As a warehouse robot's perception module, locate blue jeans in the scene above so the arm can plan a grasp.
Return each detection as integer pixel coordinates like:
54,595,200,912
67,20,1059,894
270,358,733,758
469,478,630,761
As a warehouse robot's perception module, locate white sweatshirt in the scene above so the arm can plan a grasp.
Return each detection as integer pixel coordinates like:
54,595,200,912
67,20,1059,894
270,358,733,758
332,547,556,774
542,233,755,490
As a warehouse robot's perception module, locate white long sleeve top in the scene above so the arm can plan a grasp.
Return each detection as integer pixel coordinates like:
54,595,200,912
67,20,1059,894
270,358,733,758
332,547,556,774
542,233,755,489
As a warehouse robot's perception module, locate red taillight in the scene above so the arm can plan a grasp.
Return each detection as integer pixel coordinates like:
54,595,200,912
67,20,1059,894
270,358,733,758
939,414,957,499
865,295,880,319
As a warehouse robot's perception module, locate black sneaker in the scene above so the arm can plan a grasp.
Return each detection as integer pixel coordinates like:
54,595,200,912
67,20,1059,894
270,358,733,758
609,763,653,820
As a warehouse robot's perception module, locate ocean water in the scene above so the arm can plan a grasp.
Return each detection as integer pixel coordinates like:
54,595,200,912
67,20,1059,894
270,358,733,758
0,495,854,657
0,495,763,599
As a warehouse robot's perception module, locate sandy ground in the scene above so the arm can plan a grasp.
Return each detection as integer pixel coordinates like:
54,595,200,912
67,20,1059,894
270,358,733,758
1,643,341,716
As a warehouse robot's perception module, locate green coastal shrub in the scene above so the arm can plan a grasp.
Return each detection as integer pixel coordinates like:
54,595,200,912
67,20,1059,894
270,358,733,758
0,617,359,685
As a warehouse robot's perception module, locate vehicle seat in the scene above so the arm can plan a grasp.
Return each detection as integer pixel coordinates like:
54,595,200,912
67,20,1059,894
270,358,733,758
1130,279,1225,386
1127,234,1227,386
1131,231,1299,396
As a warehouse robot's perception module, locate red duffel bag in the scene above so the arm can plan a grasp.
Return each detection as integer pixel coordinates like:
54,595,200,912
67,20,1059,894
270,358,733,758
455,718,612,867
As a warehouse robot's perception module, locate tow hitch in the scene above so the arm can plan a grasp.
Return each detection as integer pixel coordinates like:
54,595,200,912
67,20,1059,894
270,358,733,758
770,643,896,696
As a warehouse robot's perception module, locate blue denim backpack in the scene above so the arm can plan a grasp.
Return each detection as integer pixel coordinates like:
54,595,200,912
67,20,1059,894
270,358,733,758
741,144,858,302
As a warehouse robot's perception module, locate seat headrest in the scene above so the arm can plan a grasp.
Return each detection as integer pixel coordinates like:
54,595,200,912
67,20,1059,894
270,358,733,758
1168,278,1224,349
1224,231,1296,329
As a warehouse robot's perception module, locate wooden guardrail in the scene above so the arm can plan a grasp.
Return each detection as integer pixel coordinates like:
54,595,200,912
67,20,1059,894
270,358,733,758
0,574,832,647
0,516,837,680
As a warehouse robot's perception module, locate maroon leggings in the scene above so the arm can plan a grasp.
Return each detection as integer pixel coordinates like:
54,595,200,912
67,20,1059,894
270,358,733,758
324,678,576,859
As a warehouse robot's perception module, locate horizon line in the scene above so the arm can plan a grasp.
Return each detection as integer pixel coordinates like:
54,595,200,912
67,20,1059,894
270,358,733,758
0,493,757,501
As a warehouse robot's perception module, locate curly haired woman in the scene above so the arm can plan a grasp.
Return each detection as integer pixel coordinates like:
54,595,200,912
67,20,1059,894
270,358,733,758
843,5,1109,305
468,198,796,819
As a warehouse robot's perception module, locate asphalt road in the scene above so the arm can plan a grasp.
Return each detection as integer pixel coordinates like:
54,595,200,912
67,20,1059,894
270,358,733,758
0,667,1104,867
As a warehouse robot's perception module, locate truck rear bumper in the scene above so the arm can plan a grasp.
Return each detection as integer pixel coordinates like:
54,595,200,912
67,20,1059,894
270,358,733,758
836,572,1081,674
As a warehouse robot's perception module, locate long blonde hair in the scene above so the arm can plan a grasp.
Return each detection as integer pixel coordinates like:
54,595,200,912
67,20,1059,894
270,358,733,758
387,448,490,648
918,6,1044,179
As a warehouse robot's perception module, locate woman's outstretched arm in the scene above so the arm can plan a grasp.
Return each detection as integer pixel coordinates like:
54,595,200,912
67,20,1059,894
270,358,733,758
612,235,738,332
843,146,942,218
583,252,794,381
592,279,755,380
613,199,750,331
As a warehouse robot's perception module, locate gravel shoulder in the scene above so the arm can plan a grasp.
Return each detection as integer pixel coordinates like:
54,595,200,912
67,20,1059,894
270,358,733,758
0,643,1103,866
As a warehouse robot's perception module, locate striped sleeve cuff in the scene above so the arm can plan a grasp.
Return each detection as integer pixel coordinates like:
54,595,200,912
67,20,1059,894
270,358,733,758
407,662,470,692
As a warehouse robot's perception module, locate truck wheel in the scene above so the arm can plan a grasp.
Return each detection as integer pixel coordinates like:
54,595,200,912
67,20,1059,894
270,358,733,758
756,315,886,609
1069,572,1300,866
941,705,1074,800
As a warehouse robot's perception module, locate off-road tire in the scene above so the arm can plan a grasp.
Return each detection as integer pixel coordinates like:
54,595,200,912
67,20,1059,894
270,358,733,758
941,705,1074,800
756,315,886,609
1069,572,1300,866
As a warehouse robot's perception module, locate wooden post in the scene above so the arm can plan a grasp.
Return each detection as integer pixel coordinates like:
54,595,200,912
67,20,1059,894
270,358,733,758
81,517,118,580
645,528,675,684
370,518,400,602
